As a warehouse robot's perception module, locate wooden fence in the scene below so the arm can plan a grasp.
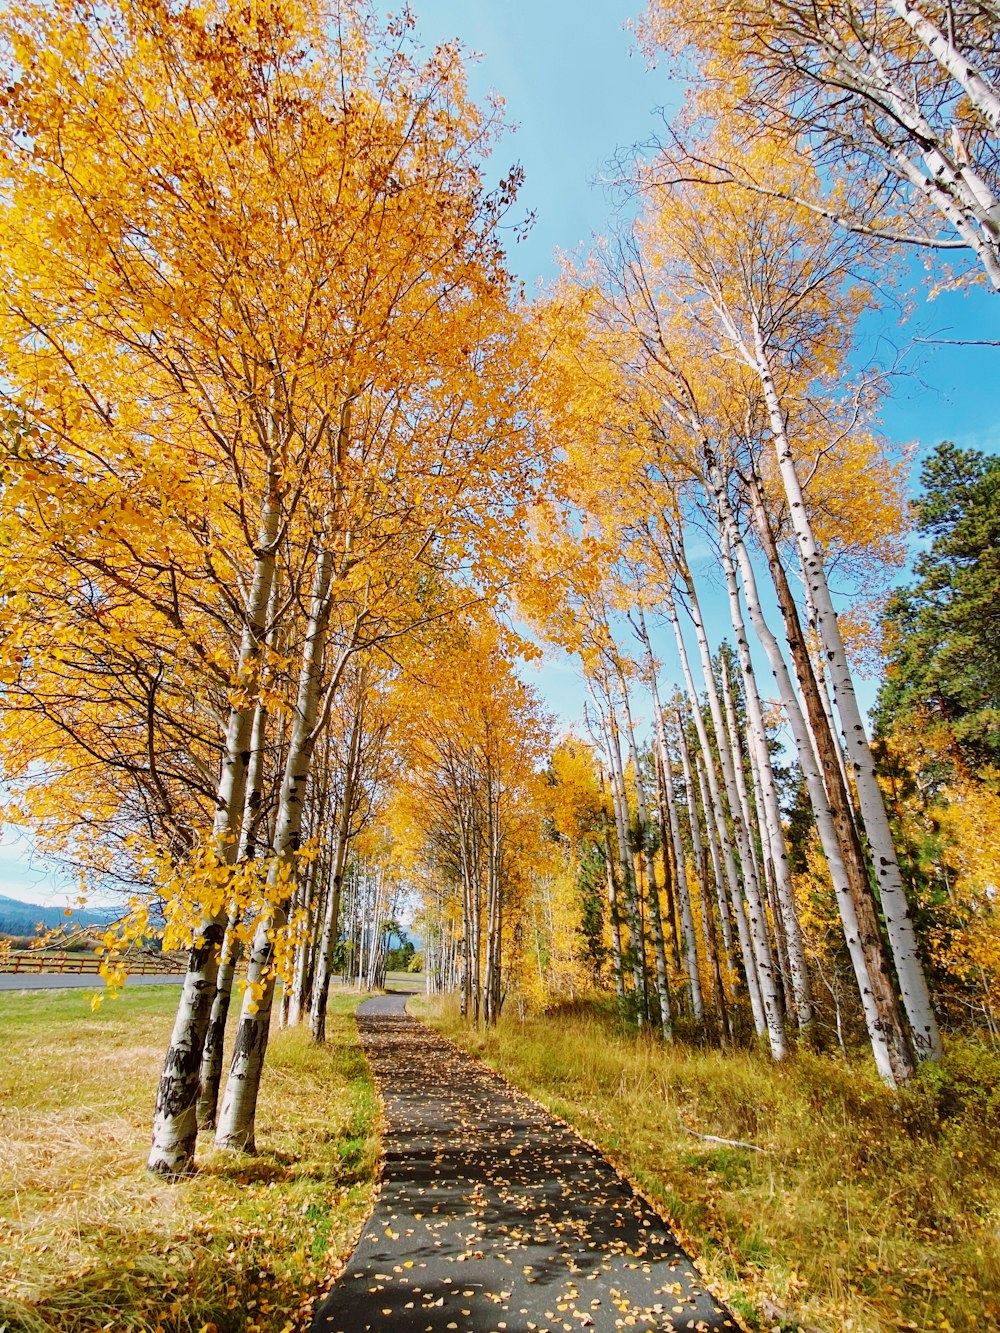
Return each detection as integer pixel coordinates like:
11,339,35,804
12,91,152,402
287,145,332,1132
0,951,187,976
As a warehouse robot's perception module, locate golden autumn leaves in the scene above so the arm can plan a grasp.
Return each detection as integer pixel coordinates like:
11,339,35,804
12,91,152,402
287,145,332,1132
2,0,994,1183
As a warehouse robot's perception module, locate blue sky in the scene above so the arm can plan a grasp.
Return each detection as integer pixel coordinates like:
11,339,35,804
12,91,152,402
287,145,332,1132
2,0,996,905
404,0,998,719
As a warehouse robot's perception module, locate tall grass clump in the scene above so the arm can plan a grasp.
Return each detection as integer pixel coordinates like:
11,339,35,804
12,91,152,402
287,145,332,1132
0,986,378,1333
415,994,1000,1333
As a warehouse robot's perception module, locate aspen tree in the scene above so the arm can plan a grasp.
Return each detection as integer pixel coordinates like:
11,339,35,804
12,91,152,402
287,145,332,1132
1,0,551,1172
656,716,705,1021
215,540,345,1151
618,670,673,1035
723,487,914,1082
747,349,940,1059
641,0,1000,289
196,577,282,1128
629,150,941,1063
671,538,788,1056
718,650,794,1024
676,713,731,1040
393,620,550,1027
632,612,699,1004
596,687,649,1020
665,592,768,1038
310,690,366,1042
714,537,814,1032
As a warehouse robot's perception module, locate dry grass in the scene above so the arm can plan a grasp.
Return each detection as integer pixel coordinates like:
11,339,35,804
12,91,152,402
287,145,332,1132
414,995,1000,1333
0,985,379,1333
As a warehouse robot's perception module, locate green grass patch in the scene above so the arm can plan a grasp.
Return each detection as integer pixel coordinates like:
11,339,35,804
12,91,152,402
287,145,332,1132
0,985,379,1332
413,994,1000,1333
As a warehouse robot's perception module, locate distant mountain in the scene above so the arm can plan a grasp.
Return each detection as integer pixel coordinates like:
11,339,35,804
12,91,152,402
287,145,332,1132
0,893,116,938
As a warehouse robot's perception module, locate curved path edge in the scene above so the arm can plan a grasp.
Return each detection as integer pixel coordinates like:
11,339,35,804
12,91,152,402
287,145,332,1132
311,993,739,1333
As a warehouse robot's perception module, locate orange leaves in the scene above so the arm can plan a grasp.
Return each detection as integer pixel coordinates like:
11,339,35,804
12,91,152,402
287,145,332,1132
0,0,557,944
546,739,605,850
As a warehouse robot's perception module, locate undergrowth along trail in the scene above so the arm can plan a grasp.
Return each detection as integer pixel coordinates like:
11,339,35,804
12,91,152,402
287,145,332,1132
414,995,1000,1333
0,985,379,1333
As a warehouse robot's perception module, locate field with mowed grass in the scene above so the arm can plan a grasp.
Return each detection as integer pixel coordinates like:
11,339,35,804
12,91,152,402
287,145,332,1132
0,985,379,1333
413,995,1000,1333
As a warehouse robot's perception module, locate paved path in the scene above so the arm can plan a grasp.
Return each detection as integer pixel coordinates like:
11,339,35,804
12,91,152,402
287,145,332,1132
0,973,184,991
312,994,737,1333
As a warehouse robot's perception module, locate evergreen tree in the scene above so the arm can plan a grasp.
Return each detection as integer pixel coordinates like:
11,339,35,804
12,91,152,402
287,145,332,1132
877,442,1000,773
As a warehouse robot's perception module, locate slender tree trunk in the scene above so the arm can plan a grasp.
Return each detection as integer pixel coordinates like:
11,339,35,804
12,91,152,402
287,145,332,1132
666,599,736,964
148,475,280,1176
888,0,1000,129
731,475,912,1084
483,782,502,1026
602,817,627,1003
635,610,683,974
215,546,336,1152
197,673,272,1128
711,513,814,1034
310,701,365,1042
469,830,482,1027
673,556,787,1059
700,845,731,1042
653,750,682,971
695,745,768,1041
366,865,388,991
752,327,940,1061
676,713,730,1038
620,683,672,1037
602,700,648,1021
286,857,319,1029
802,578,853,801
741,694,795,1020
718,654,794,1021
658,718,703,1020
288,732,335,1029
667,597,767,1033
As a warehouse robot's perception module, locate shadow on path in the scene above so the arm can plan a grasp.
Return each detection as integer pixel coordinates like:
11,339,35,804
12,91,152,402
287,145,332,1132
312,994,738,1333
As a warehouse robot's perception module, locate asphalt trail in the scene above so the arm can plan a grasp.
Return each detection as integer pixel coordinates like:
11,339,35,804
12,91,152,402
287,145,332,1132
312,993,737,1333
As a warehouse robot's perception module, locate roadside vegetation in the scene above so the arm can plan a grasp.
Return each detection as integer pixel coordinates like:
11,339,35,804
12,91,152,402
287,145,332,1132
416,994,1000,1333
0,986,379,1333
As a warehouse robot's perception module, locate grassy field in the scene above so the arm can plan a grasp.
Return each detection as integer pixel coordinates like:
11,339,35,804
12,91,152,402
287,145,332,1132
414,994,1000,1333
0,985,379,1333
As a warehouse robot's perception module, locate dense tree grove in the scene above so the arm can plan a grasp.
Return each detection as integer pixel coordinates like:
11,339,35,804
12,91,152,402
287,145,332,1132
0,0,997,1183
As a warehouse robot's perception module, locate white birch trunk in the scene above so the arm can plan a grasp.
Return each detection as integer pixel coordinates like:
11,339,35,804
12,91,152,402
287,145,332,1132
620,686,672,1037
195,663,277,1127
602,817,627,1003
148,477,280,1176
802,579,853,802
658,717,704,1020
818,30,1000,286
718,653,792,1015
712,517,814,1032
695,746,773,1043
604,703,649,1020
285,859,318,1029
673,560,787,1058
676,715,730,1039
215,545,336,1151
741,701,795,1018
310,700,364,1043
888,0,1000,132
725,489,908,1084
753,322,941,1061
666,595,768,1036
367,866,388,991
